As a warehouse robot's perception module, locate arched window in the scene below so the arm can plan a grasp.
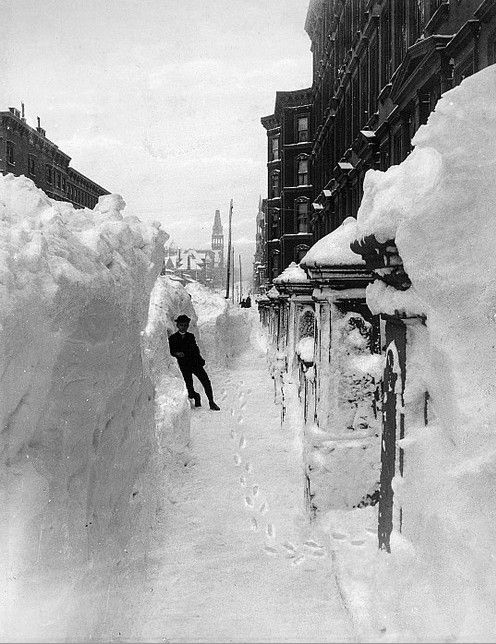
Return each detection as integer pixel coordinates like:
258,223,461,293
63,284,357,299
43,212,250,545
295,198,309,232
297,156,309,185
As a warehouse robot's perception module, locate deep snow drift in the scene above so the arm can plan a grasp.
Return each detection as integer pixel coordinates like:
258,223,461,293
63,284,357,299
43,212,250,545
0,174,190,640
352,65,496,641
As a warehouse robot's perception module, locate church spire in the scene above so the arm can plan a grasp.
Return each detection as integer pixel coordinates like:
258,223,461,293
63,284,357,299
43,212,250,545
212,209,223,236
212,209,224,252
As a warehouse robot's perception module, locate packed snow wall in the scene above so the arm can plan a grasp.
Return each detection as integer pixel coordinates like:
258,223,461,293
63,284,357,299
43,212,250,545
145,275,197,460
0,174,188,639
356,65,496,640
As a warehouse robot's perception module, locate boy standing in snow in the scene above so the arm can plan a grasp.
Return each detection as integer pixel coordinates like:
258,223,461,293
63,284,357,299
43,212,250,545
169,314,220,411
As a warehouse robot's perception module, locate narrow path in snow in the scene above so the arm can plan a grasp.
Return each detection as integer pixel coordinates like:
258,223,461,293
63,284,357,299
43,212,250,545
97,348,356,642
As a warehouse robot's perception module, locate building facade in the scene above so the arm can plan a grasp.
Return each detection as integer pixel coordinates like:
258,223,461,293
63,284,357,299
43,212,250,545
305,0,496,239
0,105,109,208
253,197,268,293
261,88,313,280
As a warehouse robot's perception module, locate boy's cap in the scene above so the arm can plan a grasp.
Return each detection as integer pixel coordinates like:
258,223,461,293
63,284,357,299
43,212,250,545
175,314,191,324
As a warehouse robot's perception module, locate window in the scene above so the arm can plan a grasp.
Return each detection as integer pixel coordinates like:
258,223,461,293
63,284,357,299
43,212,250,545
271,171,280,198
296,245,309,263
270,137,279,161
6,141,14,165
297,116,309,142
45,165,52,183
297,157,309,185
296,200,309,232
56,171,61,189
28,156,35,175
489,30,496,66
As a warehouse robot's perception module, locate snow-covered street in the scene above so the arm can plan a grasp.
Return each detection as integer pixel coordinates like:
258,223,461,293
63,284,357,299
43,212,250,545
88,319,355,642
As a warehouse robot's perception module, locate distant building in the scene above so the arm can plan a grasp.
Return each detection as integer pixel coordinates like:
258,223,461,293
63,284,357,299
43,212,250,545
253,196,268,293
0,105,109,208
162,209,226,288
261,88,313,281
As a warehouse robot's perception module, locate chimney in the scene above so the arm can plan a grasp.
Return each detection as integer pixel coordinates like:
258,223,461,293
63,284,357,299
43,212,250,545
36,116,46,137
21,102,25,121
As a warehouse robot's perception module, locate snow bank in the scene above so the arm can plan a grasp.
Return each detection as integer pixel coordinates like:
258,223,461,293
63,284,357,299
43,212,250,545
355,66,496,640
300,217,365,267
186,281,228,362
0,174,182,639
144,275,196,461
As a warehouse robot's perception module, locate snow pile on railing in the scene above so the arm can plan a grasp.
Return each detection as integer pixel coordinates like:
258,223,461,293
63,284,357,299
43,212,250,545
273,261,308,283
0,174,183,639
355,65,496,640
300,217,365,267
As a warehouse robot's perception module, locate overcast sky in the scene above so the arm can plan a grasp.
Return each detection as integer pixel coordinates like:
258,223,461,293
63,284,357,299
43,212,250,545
1,0,312,270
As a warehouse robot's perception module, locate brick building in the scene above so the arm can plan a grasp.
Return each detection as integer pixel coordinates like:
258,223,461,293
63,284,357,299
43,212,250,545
261,88,313,281
0,105,109,208
305,0,496,239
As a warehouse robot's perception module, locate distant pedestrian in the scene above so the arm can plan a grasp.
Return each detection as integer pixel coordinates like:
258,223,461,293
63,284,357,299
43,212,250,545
245,295,251,308
169,314,220,411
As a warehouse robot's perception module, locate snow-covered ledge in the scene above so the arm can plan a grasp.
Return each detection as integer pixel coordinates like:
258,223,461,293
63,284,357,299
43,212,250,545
273,262,313,375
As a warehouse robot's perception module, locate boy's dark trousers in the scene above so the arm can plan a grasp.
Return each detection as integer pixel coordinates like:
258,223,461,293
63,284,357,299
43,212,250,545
179,364,214,403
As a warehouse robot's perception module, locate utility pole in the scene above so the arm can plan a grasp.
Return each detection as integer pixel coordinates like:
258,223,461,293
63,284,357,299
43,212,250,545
225,198,233,299
231,245,235,304
239,254,243,302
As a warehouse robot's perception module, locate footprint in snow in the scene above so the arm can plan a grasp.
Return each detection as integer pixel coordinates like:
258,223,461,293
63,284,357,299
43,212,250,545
234,454,242,466
263,545,278,556
239,475,246,487
282,541,297,554
365,527,376,535
245,496,254,508
303,540,323,549
250,517,258,532
237,417,245,425
245,388,252,395
259,501,268,514
266,523,275,538
252,484,259,497
230,428,236,440
290,554,305,566
239,435,246,449
351,540,365,546
244,462,252,473
240,401,247,411
331,532,347,540
230,408,235,417
308,548,326,557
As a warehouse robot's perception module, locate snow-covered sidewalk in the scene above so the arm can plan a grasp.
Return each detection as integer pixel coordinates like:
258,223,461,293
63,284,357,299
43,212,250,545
96,340,356,642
